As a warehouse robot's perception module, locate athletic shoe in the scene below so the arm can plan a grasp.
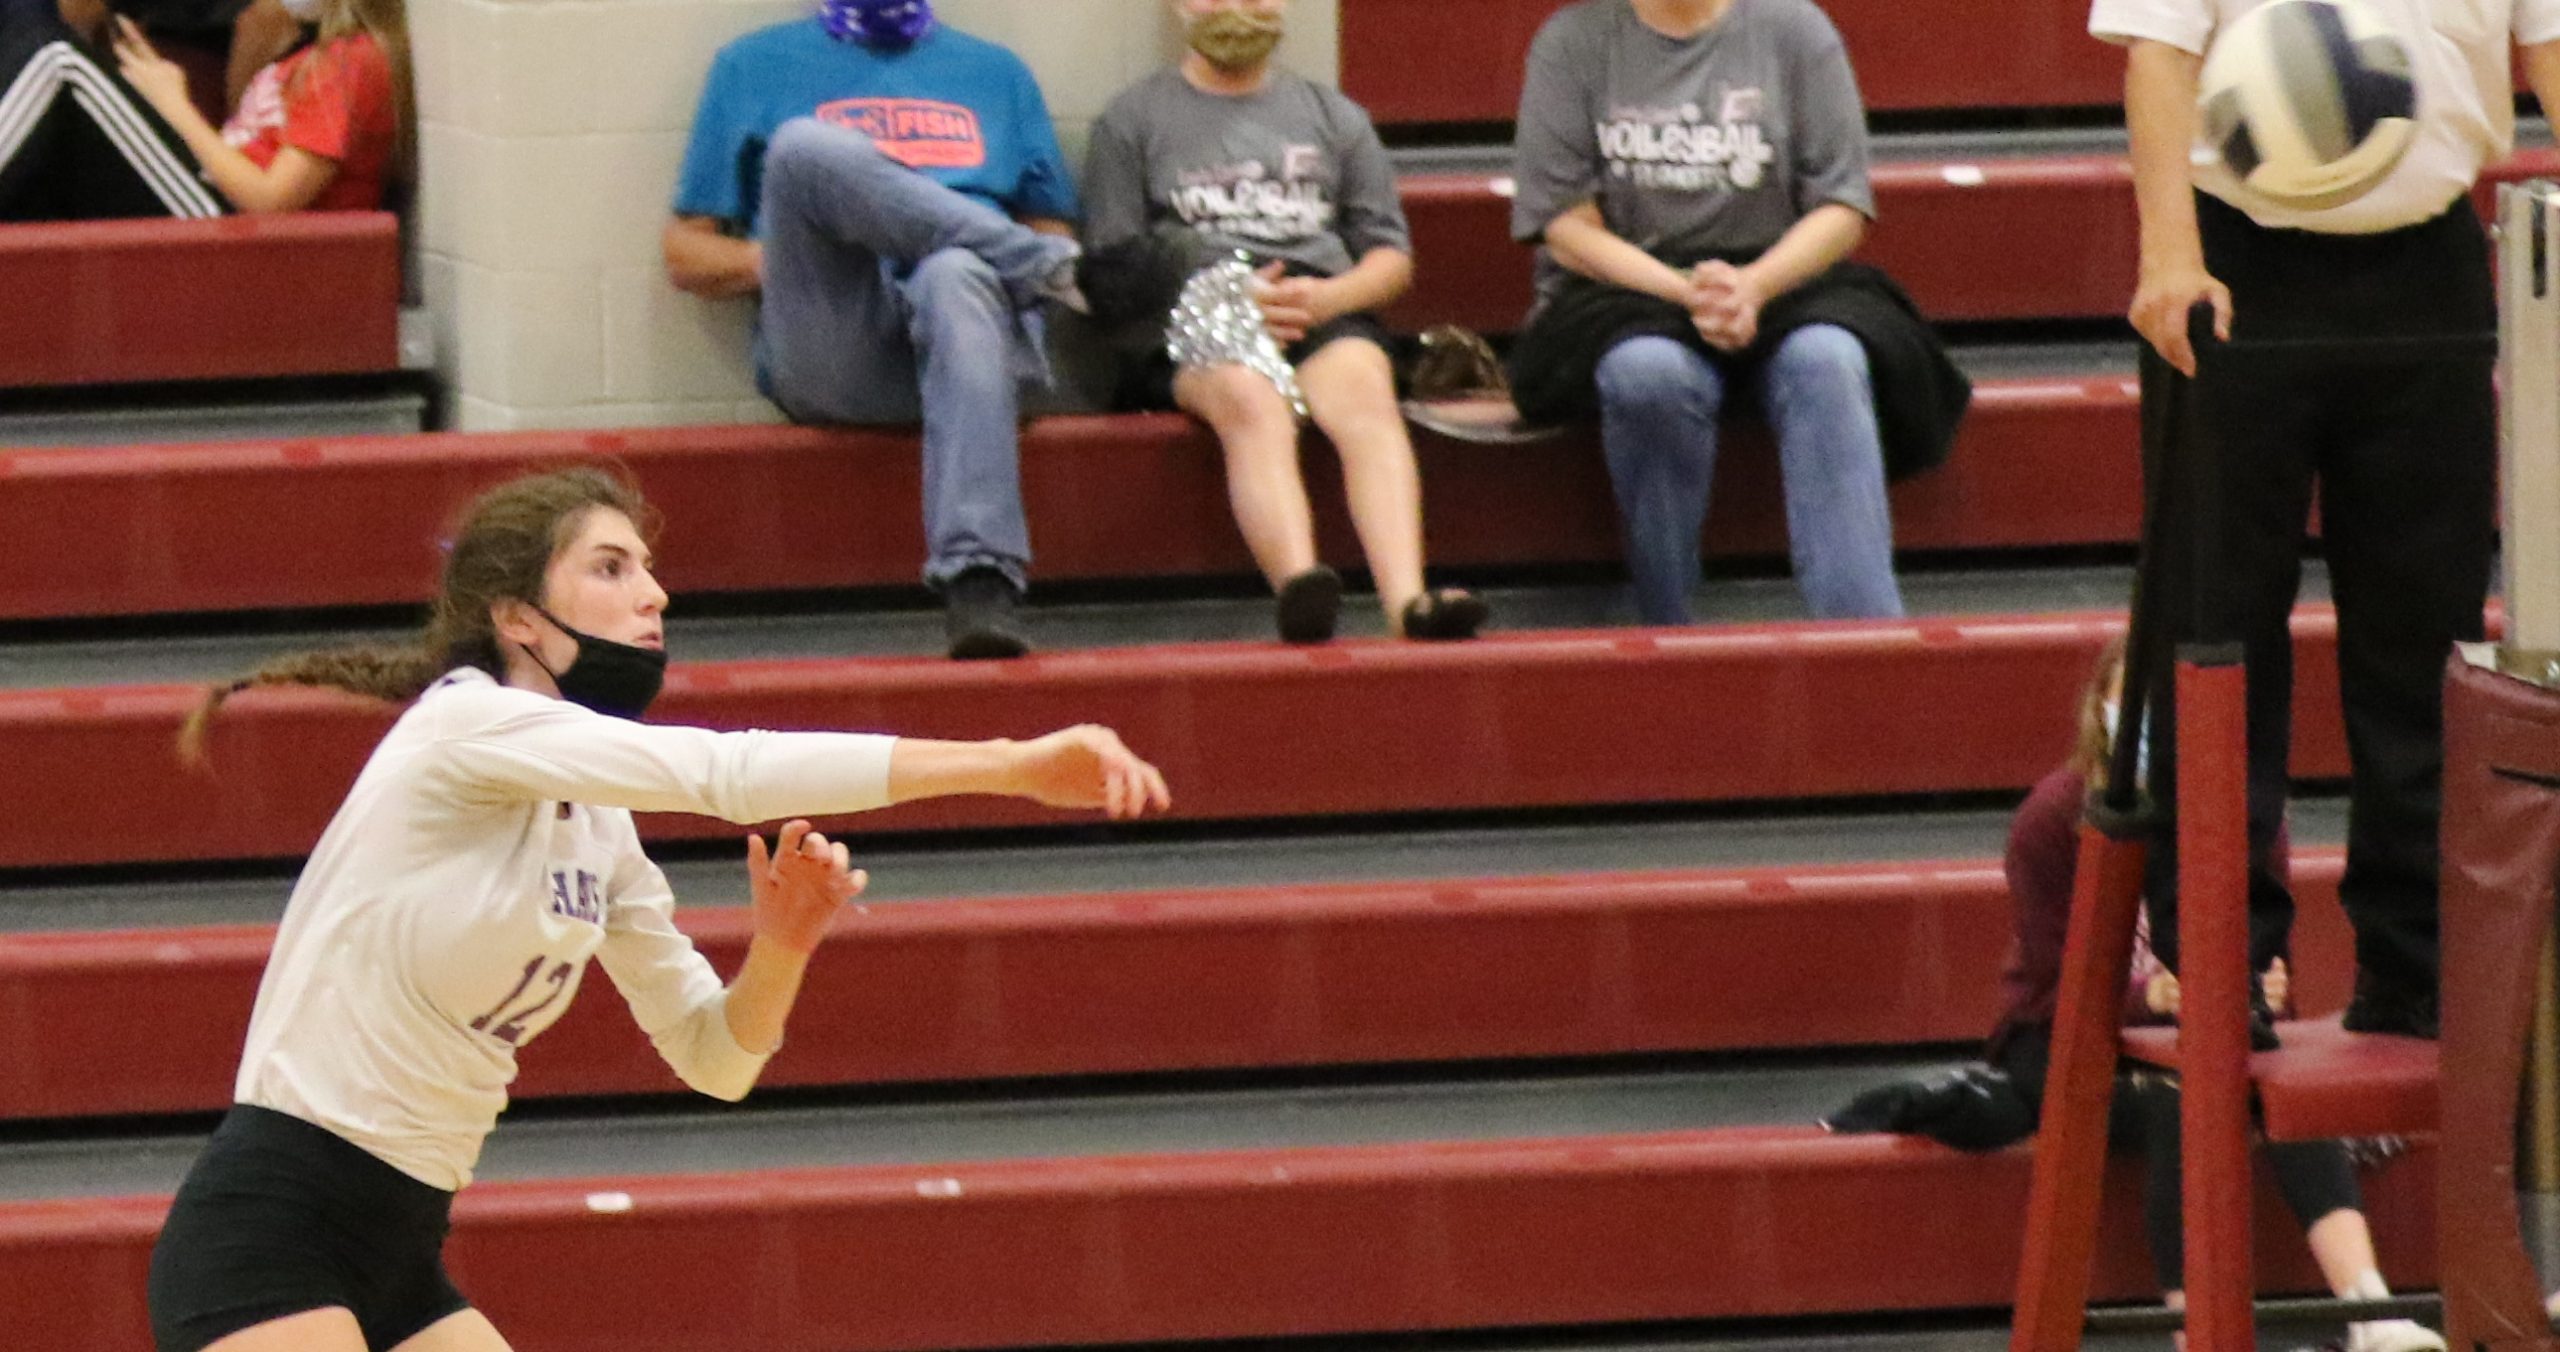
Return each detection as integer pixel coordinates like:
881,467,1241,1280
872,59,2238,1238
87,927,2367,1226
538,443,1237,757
943,567,1029,660
2345,1317,2446,1352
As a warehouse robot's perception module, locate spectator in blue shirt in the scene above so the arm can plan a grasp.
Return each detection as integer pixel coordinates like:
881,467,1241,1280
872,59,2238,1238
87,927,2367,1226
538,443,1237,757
664,0,1082,659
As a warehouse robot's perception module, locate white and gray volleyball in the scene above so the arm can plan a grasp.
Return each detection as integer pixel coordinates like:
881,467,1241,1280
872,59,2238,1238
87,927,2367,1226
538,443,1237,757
2198,0,2418,209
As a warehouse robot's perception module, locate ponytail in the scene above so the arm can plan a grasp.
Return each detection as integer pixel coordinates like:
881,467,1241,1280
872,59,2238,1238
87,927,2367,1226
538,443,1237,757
177,643,444,769
178,466,650,769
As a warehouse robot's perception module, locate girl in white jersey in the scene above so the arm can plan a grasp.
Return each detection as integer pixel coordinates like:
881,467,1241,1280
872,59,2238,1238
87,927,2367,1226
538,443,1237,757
146,466,1171,1352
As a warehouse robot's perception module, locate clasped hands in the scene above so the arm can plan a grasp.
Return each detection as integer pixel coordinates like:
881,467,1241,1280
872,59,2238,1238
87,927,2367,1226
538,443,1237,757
1248,261,1333,346
1684,260,1765,352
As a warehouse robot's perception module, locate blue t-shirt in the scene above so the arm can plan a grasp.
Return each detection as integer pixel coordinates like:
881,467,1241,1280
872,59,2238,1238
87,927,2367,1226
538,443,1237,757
672,20,1078,235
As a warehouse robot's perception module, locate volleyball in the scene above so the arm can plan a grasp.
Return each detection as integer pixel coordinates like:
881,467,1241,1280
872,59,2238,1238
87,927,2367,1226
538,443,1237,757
2197,0,2418,209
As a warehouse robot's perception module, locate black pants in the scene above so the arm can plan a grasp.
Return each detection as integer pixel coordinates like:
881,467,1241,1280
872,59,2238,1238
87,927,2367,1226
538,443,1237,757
2138,192,2496,997
0,0,222,220
2002,1030,2362,1286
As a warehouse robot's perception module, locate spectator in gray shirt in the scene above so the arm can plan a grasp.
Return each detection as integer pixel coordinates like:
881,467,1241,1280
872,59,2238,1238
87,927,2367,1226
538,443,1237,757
1511,0,1904,626
1082,0,1486,644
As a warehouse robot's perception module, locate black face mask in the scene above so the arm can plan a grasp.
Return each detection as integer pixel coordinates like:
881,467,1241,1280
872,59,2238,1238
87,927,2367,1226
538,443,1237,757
523,605,667,721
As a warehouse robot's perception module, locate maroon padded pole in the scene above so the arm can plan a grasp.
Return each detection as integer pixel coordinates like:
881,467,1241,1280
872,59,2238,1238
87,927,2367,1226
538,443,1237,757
2177,651,2256,1352
2008,817,2149,1352
2438,656,2560,1352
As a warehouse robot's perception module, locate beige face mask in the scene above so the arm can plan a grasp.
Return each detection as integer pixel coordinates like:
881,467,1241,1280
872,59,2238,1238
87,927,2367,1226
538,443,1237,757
1186,8,1285,71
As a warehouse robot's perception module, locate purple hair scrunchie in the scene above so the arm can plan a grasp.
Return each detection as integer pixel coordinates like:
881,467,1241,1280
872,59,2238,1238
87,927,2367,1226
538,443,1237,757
820,0,935,47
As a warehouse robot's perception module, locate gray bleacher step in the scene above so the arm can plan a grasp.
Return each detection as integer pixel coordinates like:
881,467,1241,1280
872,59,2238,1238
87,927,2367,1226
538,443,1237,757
0,792,2351,935
0,1056,1963,1203
0,564,2338,693
1950,339,2140,380
0,389,428,448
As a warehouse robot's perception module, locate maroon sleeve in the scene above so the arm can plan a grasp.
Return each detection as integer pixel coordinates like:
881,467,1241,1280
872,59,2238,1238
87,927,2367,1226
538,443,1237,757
2003,768,2088,1004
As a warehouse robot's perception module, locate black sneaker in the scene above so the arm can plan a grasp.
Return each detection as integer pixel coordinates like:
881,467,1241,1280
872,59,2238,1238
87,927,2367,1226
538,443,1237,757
943,567,1029,661
2341,973,2439,1040
1275,566,1343,644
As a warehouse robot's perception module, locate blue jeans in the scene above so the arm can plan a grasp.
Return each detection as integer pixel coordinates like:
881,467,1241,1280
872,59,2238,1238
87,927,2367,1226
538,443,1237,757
1593,327,1904,624
754,117,1074,591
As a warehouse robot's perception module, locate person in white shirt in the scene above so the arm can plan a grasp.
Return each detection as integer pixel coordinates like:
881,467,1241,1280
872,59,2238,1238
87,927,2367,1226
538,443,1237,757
2096,0,2560,1043
146,466,1171,1352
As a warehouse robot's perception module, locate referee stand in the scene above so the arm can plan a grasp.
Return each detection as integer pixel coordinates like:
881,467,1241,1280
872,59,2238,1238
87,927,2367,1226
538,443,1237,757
2008,181,2560,1352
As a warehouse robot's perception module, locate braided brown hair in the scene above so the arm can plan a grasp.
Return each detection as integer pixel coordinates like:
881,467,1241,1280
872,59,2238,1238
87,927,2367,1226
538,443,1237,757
178,467,655,767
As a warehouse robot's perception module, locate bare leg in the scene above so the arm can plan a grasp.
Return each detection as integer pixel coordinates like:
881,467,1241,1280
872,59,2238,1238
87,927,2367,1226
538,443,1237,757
2300,1211,2443,1351
1175,363,1318,589
199,1308,368,1352
2304,1207,2381,1295
1299,338,1427,624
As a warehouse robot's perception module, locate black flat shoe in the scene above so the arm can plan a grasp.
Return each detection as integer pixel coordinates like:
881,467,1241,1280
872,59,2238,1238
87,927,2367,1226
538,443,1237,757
1275,566,1343,644
1401,588,1488,641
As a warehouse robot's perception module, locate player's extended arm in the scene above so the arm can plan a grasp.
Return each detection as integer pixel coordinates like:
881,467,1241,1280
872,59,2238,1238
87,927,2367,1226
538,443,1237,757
885,725,1172,820
719,723,1173,1055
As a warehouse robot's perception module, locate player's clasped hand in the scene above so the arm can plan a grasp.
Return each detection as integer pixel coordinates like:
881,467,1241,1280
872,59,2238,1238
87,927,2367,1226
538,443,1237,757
746,819,867,955
1011,724,1174,820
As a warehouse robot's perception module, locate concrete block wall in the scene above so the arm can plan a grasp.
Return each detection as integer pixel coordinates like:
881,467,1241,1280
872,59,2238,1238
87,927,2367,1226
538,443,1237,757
413,0,1340,431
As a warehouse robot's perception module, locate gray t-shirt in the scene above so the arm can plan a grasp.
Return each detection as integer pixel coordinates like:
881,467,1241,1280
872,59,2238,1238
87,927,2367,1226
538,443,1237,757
1510,0,1875,300
1083,68,1411,278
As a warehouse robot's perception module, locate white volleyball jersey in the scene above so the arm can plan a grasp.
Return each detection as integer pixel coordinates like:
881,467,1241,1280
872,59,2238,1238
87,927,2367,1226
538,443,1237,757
2091,0,2560,232
234,667,898,1190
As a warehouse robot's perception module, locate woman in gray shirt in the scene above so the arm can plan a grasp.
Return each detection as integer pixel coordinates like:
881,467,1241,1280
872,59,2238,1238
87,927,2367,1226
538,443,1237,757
1082,0,1486,644
1511,0,1904,625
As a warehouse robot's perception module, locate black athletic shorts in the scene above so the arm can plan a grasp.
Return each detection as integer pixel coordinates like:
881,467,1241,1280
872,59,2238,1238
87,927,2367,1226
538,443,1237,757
149,1104,469,1352
1128,310,1398,411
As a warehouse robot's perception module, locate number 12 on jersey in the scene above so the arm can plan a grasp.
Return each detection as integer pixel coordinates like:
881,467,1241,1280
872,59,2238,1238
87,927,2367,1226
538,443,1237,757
470,955,573,1045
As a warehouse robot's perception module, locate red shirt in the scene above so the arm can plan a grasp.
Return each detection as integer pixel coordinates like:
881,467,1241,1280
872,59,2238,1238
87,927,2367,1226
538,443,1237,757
220,34,398,212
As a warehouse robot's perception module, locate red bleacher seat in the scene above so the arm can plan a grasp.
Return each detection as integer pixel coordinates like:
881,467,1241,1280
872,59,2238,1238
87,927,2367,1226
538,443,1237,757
0,376,2140,621
1341,0,2124,126
2121,1015,2440,1141
0,214,402,389
1394,159,2139,332
0,854,2362,1121
1394,151,2560,337
0,611,2353,871
0,1129,2435,1352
